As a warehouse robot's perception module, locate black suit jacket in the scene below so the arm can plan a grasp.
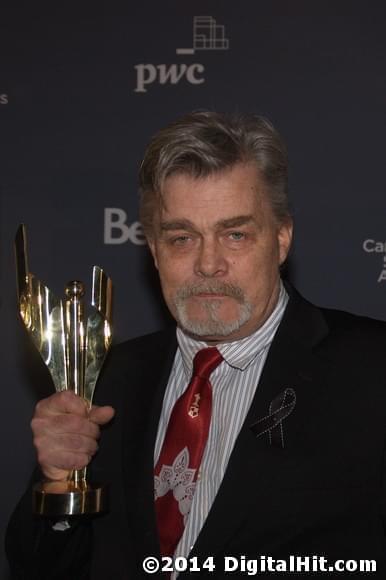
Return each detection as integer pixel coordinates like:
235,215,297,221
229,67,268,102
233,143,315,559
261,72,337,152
6,287,386,578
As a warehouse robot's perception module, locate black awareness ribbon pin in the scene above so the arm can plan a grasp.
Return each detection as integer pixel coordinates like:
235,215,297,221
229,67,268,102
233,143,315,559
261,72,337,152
250,388,296,448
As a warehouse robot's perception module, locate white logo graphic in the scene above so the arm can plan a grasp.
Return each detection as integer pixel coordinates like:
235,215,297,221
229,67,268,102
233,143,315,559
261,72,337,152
154,447,196,523
134,16,229,93
188,393,201,418
134,63,205,93
104,208,146,245
379,255,386,282
176,16,229,55
362,239,386,282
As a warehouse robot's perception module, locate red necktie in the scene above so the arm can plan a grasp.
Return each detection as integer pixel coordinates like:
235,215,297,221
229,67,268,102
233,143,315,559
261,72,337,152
154,347,223,557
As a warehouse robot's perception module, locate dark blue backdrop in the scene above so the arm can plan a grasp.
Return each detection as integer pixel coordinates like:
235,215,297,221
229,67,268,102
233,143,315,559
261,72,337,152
1,2,386,575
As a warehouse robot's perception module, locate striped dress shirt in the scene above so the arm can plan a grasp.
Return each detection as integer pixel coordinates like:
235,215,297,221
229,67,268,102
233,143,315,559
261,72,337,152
154,282,289,574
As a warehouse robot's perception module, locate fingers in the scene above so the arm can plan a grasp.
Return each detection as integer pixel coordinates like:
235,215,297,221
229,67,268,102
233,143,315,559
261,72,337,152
31,391,115,481
89,405,115,425
32,409,100,440
34,390,88,418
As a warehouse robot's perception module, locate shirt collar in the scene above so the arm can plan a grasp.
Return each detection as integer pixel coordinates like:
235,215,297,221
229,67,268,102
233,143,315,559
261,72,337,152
176,281,289,377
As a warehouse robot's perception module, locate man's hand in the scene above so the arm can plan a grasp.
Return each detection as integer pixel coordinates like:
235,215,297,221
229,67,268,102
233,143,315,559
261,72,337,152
31,390,115,481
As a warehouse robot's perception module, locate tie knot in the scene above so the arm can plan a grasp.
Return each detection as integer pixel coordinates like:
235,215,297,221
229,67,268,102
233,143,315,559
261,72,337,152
192,347,223,379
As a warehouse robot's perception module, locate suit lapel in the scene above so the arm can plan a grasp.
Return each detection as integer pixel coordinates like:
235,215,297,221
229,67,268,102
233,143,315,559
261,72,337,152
190,288,331,559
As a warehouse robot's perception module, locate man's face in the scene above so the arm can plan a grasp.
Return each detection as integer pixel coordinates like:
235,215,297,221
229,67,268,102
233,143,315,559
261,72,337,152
148,162,293,343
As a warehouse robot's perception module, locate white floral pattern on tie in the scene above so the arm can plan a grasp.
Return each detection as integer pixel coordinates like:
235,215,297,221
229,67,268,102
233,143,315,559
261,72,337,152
154,447,197,523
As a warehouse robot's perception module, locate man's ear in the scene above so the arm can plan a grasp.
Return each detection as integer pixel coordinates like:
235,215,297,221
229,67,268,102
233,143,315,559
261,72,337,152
147,237,159,270
278,218,293,265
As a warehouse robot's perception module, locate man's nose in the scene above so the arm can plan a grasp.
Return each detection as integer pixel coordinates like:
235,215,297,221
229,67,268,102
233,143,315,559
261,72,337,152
194,238,228,278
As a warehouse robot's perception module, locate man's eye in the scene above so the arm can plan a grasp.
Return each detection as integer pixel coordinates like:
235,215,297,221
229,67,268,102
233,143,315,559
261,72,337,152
228,231,246,241
171,235,191,245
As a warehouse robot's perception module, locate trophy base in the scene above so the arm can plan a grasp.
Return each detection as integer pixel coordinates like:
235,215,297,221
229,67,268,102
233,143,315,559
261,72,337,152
33,480,108,516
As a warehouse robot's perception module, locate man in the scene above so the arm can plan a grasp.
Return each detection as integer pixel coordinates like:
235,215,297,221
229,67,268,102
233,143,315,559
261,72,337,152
6,111,386,578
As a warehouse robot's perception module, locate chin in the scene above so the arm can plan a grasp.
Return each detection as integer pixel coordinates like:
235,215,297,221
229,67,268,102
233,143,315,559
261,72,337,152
176,302,252,339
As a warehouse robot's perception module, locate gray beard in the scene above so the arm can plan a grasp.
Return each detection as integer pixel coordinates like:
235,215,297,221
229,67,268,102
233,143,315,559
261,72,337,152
174,281,252,338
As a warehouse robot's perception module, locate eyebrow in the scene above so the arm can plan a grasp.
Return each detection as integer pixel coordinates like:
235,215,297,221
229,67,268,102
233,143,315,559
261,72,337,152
160,219,195,232
159,215,256,232
216,215,256,229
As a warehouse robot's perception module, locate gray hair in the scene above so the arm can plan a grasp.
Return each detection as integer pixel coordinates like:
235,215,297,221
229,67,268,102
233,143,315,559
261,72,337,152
139,110,290,236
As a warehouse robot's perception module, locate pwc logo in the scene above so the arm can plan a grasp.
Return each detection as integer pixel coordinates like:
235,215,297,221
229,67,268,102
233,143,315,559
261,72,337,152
362,239,386,282
134,16,229,93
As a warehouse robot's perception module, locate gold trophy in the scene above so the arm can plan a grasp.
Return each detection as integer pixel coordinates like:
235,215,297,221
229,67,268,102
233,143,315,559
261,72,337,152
15,224,113,516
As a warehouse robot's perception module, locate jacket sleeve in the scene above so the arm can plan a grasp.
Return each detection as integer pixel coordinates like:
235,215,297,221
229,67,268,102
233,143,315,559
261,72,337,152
5,479,93,580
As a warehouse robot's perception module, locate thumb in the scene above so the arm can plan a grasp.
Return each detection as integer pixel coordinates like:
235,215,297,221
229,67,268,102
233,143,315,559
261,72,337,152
89,404,115,425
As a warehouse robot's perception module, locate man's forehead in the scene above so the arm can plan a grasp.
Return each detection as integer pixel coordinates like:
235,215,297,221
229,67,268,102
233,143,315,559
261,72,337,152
151,163,272,230
157,186,267,222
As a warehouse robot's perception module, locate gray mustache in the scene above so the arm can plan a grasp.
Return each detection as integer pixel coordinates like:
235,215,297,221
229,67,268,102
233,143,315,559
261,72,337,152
176,282,245,302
